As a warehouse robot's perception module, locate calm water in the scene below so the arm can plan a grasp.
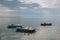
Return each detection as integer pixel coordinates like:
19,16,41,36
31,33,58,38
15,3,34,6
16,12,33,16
0,17,60,40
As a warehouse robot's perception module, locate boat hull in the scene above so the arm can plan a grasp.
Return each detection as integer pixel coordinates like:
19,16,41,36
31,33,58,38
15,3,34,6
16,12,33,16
8,25,22,28
41,23,52,26
16,29,36,33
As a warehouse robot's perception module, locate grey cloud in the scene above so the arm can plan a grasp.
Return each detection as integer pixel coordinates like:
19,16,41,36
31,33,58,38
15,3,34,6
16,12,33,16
55,0,60,8
0,0,41,18
21,3,40,8
0,0,40,9
0,0,22,9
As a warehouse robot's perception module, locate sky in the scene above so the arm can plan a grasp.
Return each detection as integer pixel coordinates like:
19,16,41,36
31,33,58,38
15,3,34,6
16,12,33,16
0,0,60,18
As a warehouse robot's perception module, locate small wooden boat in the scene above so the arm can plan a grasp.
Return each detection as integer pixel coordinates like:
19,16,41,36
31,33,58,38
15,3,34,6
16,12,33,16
41,23,52,26
8,24,23,28
16,26,36,33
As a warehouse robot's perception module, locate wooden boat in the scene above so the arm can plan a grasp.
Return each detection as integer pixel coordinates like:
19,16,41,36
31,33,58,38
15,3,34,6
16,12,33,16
16,26,36,33
8,24,23,28
41,23,52,26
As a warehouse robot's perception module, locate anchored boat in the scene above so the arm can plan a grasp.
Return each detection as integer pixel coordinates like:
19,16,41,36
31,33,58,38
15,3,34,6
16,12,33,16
41,23,52,26
16,26,36,33
8,24,23,28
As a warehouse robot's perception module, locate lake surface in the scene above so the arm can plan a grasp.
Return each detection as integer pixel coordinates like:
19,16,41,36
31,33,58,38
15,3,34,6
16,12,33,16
0,16,60,40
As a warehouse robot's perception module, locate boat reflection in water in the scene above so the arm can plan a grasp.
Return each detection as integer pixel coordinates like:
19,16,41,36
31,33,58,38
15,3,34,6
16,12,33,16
41,23,52,26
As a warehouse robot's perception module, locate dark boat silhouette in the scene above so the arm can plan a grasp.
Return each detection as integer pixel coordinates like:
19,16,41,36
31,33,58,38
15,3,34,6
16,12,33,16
41,23,52,26
16,26,36,33
8,24,23,28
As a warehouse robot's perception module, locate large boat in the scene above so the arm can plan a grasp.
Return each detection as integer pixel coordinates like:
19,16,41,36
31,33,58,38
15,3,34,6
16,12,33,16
16,26,36,33
8,24,23,28
41,23,52,26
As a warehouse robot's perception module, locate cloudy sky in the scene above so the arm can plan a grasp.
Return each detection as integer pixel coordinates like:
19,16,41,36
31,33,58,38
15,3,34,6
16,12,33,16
0,0,60,18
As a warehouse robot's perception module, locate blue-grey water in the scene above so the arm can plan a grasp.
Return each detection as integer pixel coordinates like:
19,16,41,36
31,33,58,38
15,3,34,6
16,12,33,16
0,16,60,40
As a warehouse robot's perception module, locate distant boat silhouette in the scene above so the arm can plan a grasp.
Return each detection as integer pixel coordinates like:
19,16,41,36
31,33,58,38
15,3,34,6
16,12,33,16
8,24,23,28
41,23,52,26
